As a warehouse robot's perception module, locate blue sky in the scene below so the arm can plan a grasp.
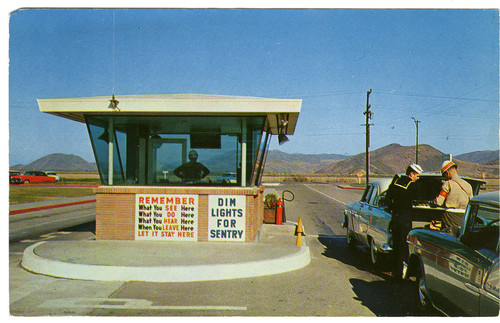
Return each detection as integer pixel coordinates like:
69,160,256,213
8,8,499,166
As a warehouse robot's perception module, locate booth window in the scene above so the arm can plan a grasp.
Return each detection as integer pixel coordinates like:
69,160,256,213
86,115,266,187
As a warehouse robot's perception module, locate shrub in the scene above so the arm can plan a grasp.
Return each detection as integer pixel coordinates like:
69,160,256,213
264,193,278,209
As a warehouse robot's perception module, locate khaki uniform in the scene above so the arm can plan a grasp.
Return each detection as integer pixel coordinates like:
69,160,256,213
432,174,473,228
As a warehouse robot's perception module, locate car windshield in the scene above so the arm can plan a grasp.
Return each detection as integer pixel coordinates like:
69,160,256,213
463,203,499,253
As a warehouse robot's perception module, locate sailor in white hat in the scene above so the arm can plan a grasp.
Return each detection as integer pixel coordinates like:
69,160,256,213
387,162,423,280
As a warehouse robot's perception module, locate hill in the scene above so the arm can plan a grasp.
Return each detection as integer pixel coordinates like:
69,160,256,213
315,143,498,178
456,150,499,164
10,153,97,172
263,150,348,174
9,146,498,178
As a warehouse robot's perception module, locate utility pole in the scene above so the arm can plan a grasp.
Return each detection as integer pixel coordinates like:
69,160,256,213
411,117,420,164
363,89,372,184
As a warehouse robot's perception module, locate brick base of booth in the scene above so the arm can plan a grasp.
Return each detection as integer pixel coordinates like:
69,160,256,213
94,186,265,242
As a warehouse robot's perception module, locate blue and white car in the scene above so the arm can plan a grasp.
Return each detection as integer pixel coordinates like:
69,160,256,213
342,174,486,266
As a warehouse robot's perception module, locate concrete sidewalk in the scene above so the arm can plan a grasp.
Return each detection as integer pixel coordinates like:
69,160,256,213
21,222,310,283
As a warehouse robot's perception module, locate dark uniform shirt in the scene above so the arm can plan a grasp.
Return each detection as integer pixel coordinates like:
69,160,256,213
390,175,417,221
388,174,418,278
173,161,210,182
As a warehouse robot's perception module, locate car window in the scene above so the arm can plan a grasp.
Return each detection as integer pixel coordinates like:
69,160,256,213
368,186,379,205
463,204,499,253
361,185,374,203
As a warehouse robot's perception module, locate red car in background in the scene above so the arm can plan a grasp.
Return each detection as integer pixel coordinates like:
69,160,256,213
11,171,56,184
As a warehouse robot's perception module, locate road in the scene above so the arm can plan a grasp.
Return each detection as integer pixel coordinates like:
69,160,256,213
9,183,435,316
9,196,96,241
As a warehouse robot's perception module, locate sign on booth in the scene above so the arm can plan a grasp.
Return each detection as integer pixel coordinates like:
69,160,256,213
135,194,198,241
208,195,246,242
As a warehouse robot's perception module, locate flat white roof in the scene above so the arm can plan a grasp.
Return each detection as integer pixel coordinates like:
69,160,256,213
38,94,302,134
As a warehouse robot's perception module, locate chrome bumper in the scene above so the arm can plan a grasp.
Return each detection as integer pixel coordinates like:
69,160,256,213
379,243,393,253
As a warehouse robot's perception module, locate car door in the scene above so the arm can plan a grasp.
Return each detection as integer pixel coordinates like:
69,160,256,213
36,171,46,183
356,184,377,245
480,259,499,316
350,185,374,243
24,171,36,183
366,187,392,245
36,171,45,182
433,203,499,316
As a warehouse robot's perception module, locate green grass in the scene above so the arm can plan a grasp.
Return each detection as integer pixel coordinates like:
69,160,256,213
9,185,96,205
57,178,101,185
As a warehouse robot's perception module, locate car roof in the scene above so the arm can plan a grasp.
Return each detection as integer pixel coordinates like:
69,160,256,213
419,173,486,184
368,178,393,192
369,173,486,194
470,191,500,207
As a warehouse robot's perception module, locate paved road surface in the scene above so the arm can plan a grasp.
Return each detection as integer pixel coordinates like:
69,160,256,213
9,196,96,241
9,183,439,316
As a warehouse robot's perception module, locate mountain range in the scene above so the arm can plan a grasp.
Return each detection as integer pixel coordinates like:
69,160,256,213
10,153,97,172
264,144,498,178
10,144,499,178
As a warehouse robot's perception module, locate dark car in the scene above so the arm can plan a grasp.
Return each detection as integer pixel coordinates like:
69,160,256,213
9,170,22,184
405,191,499,316
10,171,57,184
342,174,486,265
214,172,237,184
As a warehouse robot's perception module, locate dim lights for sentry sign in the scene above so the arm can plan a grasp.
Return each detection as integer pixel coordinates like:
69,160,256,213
135,194,198,241
208,195,245,242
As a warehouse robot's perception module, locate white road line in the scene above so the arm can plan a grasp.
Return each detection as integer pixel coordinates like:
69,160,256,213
39,298,247,311
304,184,347,206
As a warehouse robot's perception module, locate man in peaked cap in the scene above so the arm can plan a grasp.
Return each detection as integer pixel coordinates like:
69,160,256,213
387,162,423,280
431,160,473,229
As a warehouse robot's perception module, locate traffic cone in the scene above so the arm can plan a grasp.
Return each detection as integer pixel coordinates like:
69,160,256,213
295,217,305,246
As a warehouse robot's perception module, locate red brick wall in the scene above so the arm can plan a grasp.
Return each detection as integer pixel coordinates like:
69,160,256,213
95,186,264,242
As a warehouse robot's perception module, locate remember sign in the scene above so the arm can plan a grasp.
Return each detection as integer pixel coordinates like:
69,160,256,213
135,194,198,241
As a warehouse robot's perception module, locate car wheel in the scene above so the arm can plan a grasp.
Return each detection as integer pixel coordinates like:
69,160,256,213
23,180,30,184
369,238,378,265
415,264,432,313
346,227,356,248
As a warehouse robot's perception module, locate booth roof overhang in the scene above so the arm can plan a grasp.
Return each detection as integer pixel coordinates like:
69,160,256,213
38,94,302,135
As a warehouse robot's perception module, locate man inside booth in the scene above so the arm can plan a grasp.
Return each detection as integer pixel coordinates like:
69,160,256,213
173,150,210,184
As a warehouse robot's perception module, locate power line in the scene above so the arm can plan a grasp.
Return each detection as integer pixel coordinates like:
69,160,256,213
374,89,497,103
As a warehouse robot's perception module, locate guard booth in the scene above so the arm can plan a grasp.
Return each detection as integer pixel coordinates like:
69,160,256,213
38,94,301,242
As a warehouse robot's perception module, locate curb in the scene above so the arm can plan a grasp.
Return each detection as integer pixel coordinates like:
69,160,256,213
9,198,96,216
337,185,365,191
21,241,311,282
